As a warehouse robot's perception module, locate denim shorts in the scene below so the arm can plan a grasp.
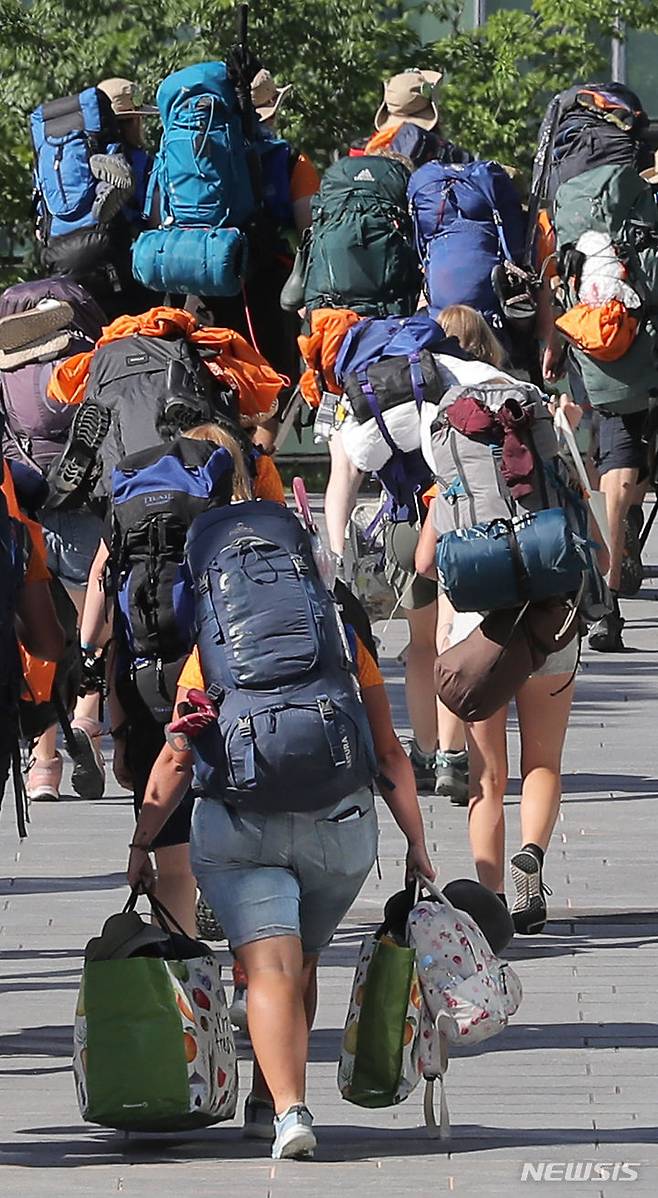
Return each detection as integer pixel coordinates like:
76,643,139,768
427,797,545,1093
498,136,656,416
40,508,104,588
190,788,378,955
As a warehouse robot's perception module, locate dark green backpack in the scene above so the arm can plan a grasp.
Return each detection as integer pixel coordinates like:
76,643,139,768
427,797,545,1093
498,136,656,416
302,156,420,317
554,164,658,414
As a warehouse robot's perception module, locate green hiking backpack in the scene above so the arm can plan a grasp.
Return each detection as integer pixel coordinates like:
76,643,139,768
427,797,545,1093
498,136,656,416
302,156,420,317
553,164,658,414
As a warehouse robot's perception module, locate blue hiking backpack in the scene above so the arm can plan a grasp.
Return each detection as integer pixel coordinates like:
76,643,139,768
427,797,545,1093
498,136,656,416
133,62,255,297
408,161,527,323
335,314,464,518
185,500,377,811
111,436,236,722
30,88,121,275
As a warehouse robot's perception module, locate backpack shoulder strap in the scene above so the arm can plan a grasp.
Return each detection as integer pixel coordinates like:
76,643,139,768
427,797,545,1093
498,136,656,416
470,166,516,263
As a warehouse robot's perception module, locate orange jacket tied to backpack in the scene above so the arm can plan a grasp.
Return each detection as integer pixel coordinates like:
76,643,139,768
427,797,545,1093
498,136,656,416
298,308,362,408
47,307,285,421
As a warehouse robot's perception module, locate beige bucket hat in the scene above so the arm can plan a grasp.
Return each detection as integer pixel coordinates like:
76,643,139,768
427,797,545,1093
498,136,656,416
98,77,158,118
251,69,293,121
375,68,443,132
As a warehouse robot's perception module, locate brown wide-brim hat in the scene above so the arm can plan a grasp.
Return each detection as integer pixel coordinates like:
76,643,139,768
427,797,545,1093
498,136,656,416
375,68,443,132
641,150,658,185
98,77,158,118
251,68,293,122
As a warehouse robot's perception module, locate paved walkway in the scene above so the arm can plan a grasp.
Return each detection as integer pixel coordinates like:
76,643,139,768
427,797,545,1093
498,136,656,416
1,511,657,1196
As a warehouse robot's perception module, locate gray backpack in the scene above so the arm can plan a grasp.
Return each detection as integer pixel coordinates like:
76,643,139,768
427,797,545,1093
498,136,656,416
429,381,610,622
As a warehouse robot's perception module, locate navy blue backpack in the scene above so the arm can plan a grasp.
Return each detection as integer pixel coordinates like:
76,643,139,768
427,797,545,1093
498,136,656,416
111,437,235,722
335,314,465,519
30,88,121,275
185,500,376,811
408,161,526,322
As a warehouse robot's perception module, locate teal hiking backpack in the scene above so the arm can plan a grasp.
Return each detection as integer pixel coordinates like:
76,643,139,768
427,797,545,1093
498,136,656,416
302,156,420,317
553,163,658,414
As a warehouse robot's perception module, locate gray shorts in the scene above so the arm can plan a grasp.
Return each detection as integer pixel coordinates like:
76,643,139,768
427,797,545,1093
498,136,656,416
190,788,378,955
40,508,104,588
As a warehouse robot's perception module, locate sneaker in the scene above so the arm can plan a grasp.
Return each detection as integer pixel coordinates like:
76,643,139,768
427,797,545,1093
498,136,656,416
70,718,105,799
588,605,625,652
510,849,552,935
618,505,644,598
243,1093,275,1141
229,983,248,1033
27,752,63,802
271,1103,316,1160
49,402,110,504
0,299,72,352
195,896,224,942
435,749,469,806
409,741,436,793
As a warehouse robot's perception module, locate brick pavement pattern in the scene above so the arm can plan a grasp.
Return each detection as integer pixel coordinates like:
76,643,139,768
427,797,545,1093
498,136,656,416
1,510,657,1196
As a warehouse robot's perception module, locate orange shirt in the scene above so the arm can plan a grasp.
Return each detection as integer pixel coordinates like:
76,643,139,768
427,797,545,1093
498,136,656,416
179,635,383,693
536,208,558,282
1,464,50,584
254,453,285,504
290,153,321,203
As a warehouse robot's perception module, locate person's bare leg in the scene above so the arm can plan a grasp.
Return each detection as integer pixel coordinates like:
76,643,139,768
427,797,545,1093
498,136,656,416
515,674,574,854
436,594,465,753
466,705,509,893
404,602,438,756
600,466,638,591
252,954,319,1103
237,935,308,1114
153,843,197,938
325,432,363,558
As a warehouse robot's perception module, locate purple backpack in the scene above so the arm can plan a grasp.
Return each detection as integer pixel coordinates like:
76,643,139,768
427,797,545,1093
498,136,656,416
0,277,105,474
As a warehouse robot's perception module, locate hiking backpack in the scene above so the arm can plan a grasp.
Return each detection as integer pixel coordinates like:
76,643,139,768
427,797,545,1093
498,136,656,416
302,156,420,317
111,437,236,721
428,380,610,621
552,164,658,415
388,122,474,169
57,333,238,503
408,161,526,324
334,314,462,518
531,83,650,209
0,277,106,476
132,61,254,297
0,430,29,834
185,500,377,810
30,88,125,275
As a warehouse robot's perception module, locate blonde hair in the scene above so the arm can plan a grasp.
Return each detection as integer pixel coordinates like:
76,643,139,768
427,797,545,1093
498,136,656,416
438,305,508,369
183,423,252,501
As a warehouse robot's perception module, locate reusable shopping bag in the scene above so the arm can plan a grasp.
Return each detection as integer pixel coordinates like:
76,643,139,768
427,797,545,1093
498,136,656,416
73,892,237,1131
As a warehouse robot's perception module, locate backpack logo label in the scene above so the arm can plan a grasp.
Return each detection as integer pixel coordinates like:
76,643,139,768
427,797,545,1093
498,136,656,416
354,168,375,182
144,492,174,508
126,354,150,366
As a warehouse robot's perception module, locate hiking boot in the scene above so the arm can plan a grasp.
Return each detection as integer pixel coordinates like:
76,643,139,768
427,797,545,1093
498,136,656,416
70,718,105,799
243,1093,275,1142
510,848,552,935
618,505,644,598
588,599,625,652
49,402,110,504
27,752,63,802
196,896,224,942
435,749,469,806
409,741,436,794
0,299,72,352
271,1103,316,1160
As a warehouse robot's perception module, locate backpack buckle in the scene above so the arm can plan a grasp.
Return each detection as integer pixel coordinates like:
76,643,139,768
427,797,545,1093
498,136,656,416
237,715,252,738
206,683,224,704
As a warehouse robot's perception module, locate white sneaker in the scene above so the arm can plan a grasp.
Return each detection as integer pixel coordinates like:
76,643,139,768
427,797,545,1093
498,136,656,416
271,1104,316,1160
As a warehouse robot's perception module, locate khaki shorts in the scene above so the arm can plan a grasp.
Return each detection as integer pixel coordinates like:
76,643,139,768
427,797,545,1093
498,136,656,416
383,520,437,611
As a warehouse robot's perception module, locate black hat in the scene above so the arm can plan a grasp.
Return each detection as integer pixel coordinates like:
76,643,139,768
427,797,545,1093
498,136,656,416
442,878,514,955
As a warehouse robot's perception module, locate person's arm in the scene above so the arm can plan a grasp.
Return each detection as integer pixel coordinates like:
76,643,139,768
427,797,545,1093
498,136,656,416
415,500,439,579
15,580,65,661
362,683,435,881
127,733,194,890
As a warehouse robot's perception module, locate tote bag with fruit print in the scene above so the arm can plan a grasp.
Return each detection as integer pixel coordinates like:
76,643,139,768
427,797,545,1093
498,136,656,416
73,904,237,1131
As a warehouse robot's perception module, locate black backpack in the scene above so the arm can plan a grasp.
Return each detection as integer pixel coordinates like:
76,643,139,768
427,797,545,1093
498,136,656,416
49,334,238,506
531,83,651,208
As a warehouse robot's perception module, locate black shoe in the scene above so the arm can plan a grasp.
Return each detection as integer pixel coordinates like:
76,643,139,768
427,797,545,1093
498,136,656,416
588,607,625,652
409,742,436,794
48,402,110,505
618,506,644,598
510,849,551,935
196,896,224,942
